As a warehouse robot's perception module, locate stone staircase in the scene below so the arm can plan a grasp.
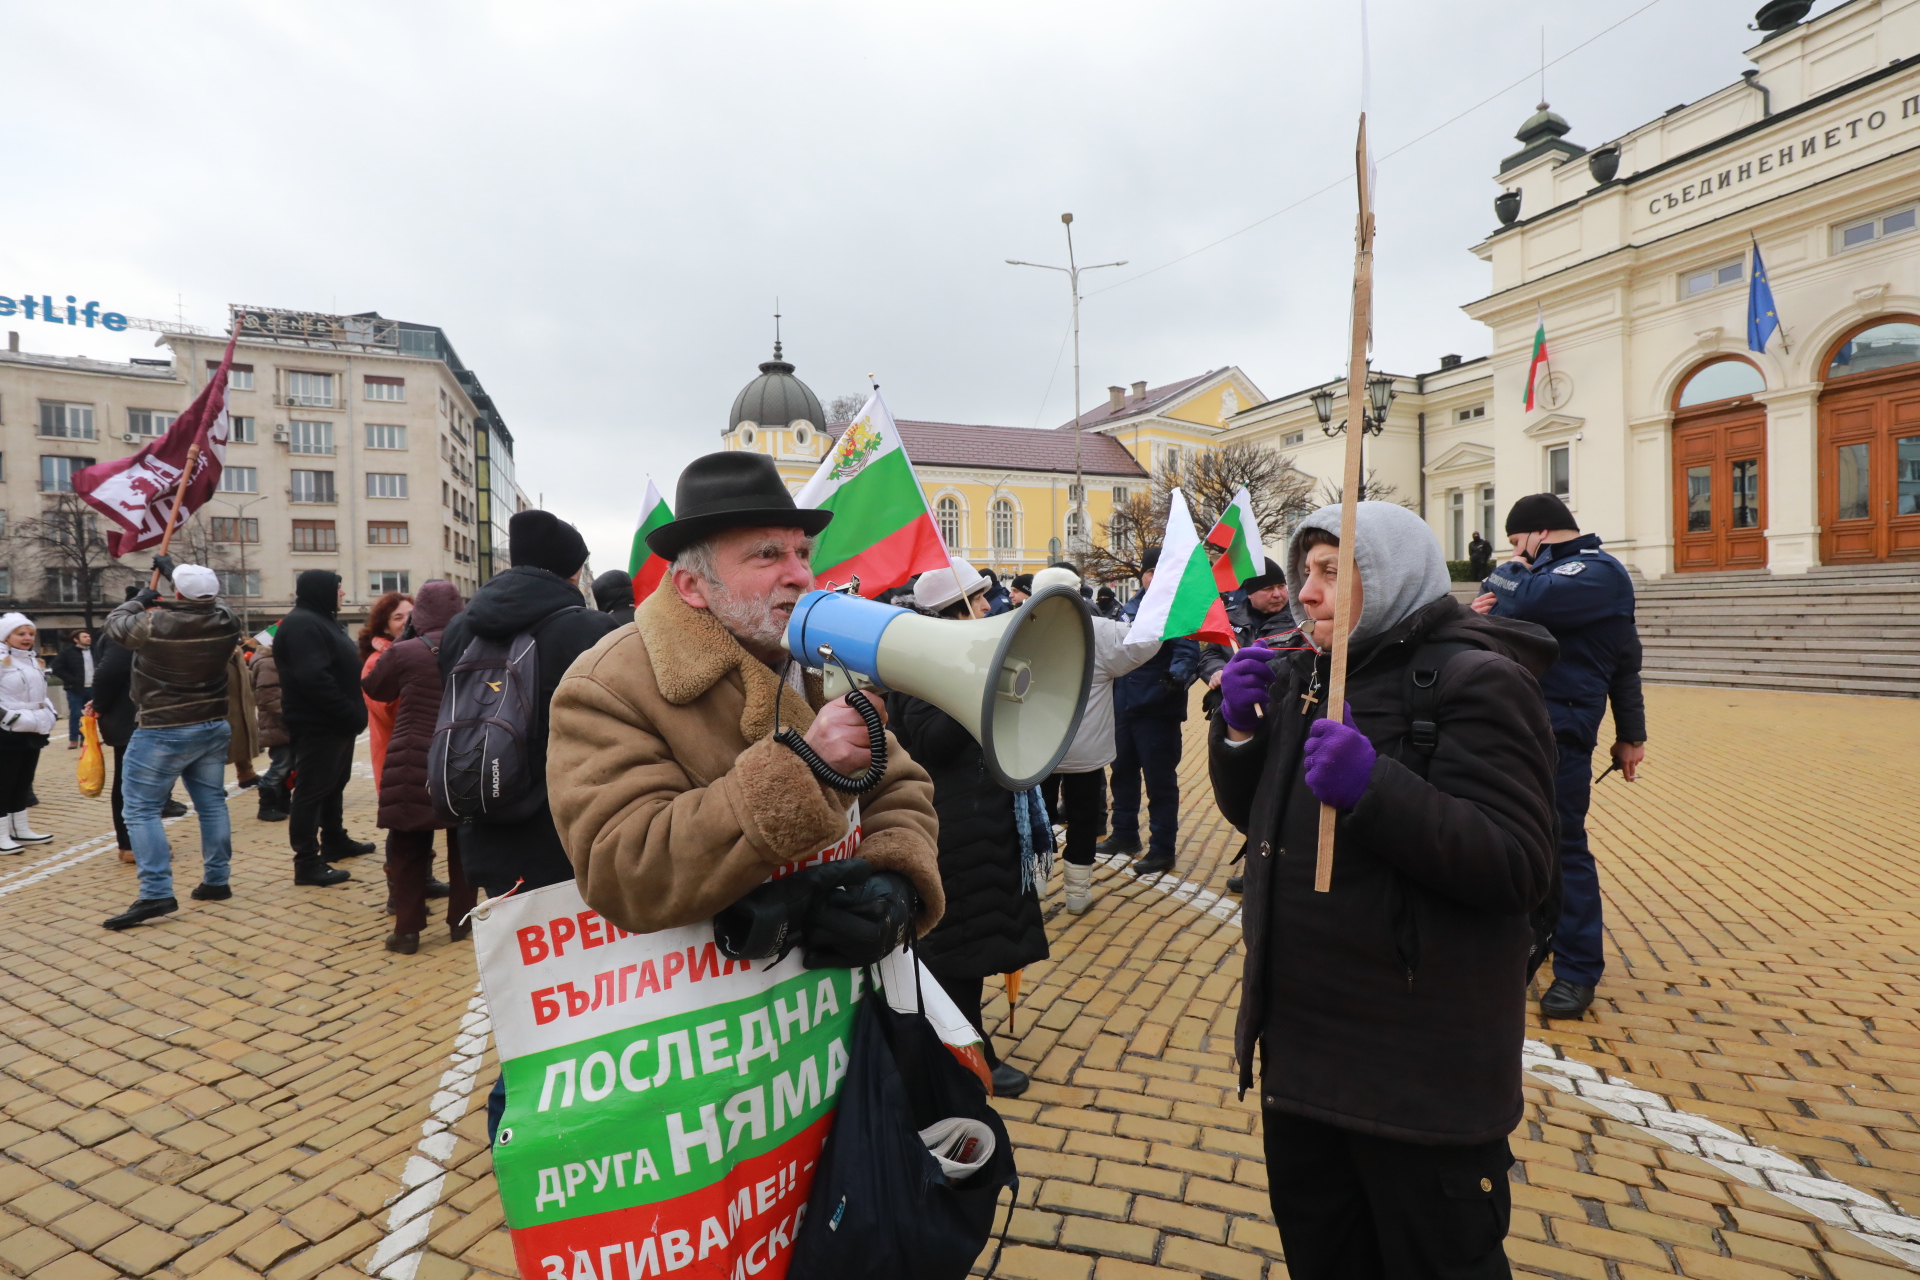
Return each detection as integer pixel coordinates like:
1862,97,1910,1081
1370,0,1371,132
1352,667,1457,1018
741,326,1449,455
1632,563,1920,698
1449,563,1920,697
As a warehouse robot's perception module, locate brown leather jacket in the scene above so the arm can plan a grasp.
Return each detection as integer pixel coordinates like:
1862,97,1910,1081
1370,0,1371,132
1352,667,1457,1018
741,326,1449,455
103,597,243,729
250,648,287,748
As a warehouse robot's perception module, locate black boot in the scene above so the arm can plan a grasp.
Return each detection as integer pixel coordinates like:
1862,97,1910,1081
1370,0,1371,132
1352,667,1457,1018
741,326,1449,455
990,1062,1030,1098
385,932,420,955
257,795,289,822
1539,978,1596,1020
322,834,375,861
425,878,450,900
190,883,232,901
1094,833,1141,857
103,897,178,930
1225,874,1244,894
1132,851,1176,877
161,798,188,819
294,856,351,887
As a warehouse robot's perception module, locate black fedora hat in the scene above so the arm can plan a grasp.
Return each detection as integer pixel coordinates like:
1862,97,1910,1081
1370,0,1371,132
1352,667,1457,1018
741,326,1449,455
646,451,833,560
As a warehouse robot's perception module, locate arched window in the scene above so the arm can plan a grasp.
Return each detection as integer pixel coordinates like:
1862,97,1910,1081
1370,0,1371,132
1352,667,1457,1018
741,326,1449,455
991,498,1015,551
793,425,810,447
1065,510,1084,542
1676,358,1765,408
1826,321,1920,379
936,496,962,548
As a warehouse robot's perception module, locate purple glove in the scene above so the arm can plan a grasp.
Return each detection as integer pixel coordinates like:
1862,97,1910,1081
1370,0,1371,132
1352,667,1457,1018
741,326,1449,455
1219,646,1277,733
1303,705,1375,809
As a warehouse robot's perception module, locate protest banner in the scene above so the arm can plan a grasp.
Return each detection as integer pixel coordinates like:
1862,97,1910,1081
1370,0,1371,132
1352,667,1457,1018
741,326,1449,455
473,806,983,1280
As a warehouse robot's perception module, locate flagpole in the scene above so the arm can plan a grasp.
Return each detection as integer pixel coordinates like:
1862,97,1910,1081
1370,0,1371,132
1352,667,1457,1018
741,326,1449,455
1314,112,1375,895
146,444,202,591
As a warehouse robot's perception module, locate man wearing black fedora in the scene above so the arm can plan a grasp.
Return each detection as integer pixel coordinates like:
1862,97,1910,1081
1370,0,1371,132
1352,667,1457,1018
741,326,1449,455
547,452,944,958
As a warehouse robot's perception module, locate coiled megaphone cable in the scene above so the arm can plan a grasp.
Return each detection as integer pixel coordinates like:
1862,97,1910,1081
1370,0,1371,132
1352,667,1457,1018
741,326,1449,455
772,654,889,794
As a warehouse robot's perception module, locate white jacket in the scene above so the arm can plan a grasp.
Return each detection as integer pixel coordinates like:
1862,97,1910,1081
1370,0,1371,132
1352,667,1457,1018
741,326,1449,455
1054,617,1162,773
0,647,58,737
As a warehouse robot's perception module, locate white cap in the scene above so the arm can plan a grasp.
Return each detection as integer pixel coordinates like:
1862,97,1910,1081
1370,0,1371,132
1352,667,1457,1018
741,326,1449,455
1031,566,1080,595
0,613,32,640
912,555,988,613
171,564,221,600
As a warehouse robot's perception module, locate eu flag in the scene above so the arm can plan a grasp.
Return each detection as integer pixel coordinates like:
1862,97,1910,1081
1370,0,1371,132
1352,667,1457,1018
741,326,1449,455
1747,241,1780,354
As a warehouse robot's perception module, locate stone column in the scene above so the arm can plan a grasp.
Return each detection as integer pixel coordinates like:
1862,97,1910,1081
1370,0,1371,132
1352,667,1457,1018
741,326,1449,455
1757,386,1822,574
1625,414,1673,579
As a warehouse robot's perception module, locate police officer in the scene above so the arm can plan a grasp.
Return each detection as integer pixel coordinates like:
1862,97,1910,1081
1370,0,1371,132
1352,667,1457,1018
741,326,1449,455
1098,547,1200,877
1473,493,1646,1020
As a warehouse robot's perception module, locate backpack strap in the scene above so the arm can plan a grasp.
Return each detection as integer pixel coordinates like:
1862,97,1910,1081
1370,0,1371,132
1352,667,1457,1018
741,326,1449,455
1402,641,1478,773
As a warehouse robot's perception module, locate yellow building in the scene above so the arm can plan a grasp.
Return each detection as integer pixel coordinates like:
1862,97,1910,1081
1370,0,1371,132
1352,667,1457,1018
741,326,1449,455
722,346,1263,578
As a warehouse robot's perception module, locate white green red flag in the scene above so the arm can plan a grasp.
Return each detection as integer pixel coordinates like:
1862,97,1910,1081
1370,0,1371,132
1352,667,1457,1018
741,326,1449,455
1204,486,1266,592
795,390,948,598
472,822,989,1280
1523,304,1551,411
1125,488,1234,647
629,480,674,604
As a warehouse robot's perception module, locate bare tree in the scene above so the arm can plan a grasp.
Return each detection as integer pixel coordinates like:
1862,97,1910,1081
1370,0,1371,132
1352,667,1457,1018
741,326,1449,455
1081,442,1317,585
1316,469,1420,512
826,393,868,424
1,494,140,630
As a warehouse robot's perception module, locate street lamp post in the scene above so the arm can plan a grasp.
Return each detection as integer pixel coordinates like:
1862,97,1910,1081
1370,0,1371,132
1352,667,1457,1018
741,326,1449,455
1008,213,1126,558
1310,374,1398,500
211,496,267,634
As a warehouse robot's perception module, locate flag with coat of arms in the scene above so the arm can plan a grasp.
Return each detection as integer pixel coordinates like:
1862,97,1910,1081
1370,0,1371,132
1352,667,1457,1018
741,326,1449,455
795,390,950,598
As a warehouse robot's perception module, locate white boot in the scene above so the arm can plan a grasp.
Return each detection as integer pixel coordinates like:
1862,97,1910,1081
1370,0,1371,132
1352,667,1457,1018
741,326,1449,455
10,812,51,844
1064,863,1093,915
0,827,19,855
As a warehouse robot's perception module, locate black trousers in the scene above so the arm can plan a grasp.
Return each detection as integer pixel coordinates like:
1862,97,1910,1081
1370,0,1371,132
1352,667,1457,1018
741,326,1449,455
1040,768,1105,867
1109,715,1183,858
932,972,1002,1069
0,743,43,815
288,731,356,857
1264,1110,1514,1280
1550,738,1604,987
111,745,131,850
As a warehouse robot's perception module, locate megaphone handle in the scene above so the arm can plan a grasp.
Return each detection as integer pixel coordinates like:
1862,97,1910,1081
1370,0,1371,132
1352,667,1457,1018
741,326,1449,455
772,684,891,795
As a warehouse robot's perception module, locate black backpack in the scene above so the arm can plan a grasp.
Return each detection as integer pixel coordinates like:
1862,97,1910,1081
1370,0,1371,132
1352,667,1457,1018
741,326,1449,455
1402,641,1563,981
428,609,582,825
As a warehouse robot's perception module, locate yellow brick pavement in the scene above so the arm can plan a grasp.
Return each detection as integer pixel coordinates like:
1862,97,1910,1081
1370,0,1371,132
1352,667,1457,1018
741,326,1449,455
0,685,1904,1280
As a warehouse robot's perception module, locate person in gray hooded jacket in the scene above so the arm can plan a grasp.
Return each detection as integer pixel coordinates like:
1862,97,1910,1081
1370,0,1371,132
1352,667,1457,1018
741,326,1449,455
1209,502,1558,1280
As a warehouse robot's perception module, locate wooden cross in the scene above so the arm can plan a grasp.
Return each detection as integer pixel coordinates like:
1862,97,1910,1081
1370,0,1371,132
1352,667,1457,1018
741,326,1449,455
1299,685,1320,715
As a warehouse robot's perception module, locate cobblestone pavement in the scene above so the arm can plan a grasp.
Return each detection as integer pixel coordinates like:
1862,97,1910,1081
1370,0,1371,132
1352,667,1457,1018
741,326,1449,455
0,685,1911,1280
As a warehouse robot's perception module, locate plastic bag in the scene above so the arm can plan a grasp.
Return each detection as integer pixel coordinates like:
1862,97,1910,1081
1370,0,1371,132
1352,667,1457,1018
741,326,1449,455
77,710,104,798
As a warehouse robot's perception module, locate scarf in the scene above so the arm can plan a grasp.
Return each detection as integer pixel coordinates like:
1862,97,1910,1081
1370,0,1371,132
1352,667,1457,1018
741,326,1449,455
1013,786,1054,897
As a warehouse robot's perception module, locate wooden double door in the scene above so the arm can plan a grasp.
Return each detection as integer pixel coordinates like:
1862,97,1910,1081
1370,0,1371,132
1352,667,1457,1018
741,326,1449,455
1672,400,1767,572
1819,368,1920,563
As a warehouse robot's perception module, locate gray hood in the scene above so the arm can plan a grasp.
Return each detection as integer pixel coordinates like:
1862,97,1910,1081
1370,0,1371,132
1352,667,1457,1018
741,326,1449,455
1287,501,1452,645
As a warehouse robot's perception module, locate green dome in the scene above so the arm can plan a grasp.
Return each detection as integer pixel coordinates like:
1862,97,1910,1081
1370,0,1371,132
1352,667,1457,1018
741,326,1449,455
728,344,825,435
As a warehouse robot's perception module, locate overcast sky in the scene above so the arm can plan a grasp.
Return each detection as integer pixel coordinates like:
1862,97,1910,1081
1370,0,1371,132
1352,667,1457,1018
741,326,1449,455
3,0,1836,572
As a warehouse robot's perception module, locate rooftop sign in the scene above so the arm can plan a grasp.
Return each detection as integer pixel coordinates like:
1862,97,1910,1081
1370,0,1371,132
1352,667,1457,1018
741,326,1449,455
231,305,398,348
0,295,129,330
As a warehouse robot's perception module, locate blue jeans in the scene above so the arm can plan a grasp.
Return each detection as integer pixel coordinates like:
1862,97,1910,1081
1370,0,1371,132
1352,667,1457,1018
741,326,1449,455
124,720,232,901
67,687,91,743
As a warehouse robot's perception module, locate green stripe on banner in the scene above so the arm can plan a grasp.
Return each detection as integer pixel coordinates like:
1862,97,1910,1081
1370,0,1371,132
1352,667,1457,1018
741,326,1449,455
1167,543,1223,636
1219,506,1256,581
808,448,928,569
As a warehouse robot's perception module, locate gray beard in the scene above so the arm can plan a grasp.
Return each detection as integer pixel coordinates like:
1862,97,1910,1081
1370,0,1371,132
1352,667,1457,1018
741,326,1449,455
706,579,794,658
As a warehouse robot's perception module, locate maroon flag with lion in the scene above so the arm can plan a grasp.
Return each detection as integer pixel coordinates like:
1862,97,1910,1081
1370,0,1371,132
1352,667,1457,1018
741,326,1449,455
74,330,234,555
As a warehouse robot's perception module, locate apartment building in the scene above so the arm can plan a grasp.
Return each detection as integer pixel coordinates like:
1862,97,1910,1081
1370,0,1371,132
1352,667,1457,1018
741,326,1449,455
0,305,524,633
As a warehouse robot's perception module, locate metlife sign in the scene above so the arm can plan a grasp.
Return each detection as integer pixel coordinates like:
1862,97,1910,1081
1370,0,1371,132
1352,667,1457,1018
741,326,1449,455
0,293,130,331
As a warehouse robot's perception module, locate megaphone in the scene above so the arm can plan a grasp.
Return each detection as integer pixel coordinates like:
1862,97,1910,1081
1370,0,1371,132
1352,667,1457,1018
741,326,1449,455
784,584,1095,790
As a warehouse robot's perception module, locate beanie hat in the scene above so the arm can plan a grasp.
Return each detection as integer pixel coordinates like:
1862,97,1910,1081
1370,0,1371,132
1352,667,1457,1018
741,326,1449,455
509,510,590,578
0,614,32,643
1009,574,1034,595
1031,566,1080,594
1239,557,1286,593
1504,493,1578,536
1139,546,1162,573
171,564,220,600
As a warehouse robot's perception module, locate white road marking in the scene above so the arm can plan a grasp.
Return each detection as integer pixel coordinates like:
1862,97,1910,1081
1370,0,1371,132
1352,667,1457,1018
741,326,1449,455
368,985,492,1280
1122,864,1920,1270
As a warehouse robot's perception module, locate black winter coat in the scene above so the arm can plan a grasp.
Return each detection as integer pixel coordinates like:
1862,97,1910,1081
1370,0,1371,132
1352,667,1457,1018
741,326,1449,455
90,636,136,750
1210,595,1558,1145
50,642,92,690
437,566,617,895
886,693,1049,979
274,571,368,737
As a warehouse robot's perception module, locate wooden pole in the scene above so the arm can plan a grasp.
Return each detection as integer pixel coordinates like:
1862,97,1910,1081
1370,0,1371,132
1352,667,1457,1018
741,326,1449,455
146,443,202,591
1313,114,1375,894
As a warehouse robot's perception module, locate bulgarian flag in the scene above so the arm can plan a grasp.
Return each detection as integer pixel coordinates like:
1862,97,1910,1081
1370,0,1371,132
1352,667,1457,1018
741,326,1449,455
1523,303,1551,411
629,479,673,604
1205,486,1266,592
1125,488,1234,647
796,389,948,598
